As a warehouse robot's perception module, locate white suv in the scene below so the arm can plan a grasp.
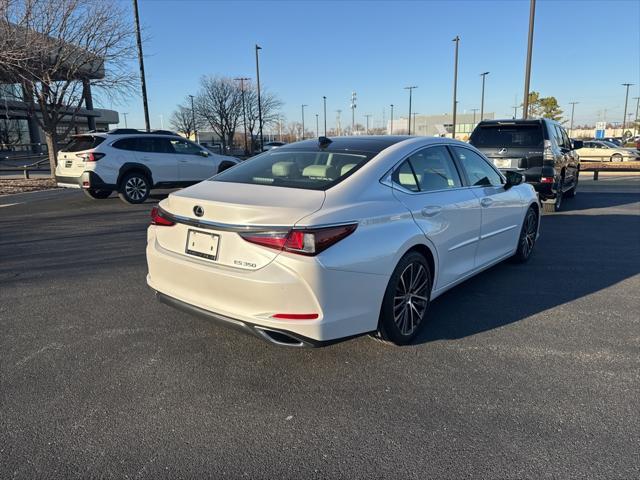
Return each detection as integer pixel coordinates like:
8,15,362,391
55,129,240,204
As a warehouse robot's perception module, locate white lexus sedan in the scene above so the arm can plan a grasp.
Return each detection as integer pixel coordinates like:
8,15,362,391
146,136,539,347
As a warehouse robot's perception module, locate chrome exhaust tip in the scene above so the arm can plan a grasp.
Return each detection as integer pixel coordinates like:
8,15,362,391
254,327,306,347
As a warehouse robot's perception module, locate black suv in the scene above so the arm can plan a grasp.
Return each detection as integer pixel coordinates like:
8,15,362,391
469,119,581,213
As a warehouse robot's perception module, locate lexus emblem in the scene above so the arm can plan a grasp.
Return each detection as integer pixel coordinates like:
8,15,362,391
498,148,508,154
193,205,204,217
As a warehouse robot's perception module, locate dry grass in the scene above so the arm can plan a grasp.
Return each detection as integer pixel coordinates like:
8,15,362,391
0,178,59,195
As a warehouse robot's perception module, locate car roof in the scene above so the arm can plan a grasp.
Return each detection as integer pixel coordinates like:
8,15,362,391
279,135,416,155
476,118,550,126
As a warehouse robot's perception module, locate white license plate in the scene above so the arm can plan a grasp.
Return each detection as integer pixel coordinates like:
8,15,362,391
493,158,514,169
185,229,220,261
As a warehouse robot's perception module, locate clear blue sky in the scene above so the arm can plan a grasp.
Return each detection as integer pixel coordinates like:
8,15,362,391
105,0,640,131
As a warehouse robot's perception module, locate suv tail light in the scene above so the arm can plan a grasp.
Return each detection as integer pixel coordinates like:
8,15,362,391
76,152,105,162
543,139,554,161
150,207,175,226
240,224,357,256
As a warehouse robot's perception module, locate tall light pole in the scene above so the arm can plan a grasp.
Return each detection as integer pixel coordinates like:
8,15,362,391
364,114,372,134
404,86,417,135
300,104,307,140
234,78,250,153
471,108,479,125
522,0,536,119
335,110,342,136
412,112,419,135
390,104,394,134
121,112,128,128
633,97,639,136
132,0,150,131
255,44,264,151
621,83,634,138
350,91,357,134
316,114,319,137
569,101,578,137
188,94,198,143
480,71,489,121
451,36,460,139
322,96,327,136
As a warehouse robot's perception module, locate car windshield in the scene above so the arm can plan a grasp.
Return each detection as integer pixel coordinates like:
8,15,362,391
61,135,105,152
470,125,543,148
211,149,372,190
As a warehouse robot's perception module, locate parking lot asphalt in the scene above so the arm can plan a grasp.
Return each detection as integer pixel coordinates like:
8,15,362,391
1,184,639,479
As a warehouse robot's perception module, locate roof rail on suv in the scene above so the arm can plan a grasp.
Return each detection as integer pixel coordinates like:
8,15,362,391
107,128,179,136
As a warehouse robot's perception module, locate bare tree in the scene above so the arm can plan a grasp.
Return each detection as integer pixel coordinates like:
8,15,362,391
169,103,197,139
242,83,282,152
195,76,242,151
0,0,136,174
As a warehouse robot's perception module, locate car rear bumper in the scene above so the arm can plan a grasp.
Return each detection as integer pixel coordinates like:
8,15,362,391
146,227,386,344
55,175,82,189
55,171,116,190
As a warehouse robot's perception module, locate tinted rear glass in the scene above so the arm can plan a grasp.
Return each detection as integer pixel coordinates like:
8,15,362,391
471,125,543,148
61,136,105,152
211,149,373,190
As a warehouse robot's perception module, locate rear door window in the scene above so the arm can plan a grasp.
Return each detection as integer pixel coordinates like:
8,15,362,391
470,125,543,148
392,146,462,192
451,146,503,187
169,139,202,155
61,135,104,152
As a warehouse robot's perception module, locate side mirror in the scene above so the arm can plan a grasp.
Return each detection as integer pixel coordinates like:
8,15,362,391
504,170,524,190
571,140,583,150
199,150,210,157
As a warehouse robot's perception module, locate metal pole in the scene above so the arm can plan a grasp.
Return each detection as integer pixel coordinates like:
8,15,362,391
301,104,307,140
633,97,639,137
188,94,198,144
322,96,327,136
132,0,150,131
522,0,536,119
233,79,249,154
512,105,518,119
480,72,489,121
471,108,478,125
255,45,264,151
364,114,371,134
350,91,356,135
390,104,394,134
316,114,319,137
404,86,417,135
452,36,460,139
621,83,633,138
122,112,128,128
569,101,578,137
412,113,419,134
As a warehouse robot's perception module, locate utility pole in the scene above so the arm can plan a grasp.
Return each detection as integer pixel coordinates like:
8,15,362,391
633,97,639,136
471,108,479,125
621,83,634,138
569,101,578,137
412,112,419,134
512,105,519,119
390,104,394,134
451,35,460,139
322,96,327,136
255,44,264,151
301,104,307,140
234,78,250,153
335,110,342,136
364,114,372,134
121,112,128,128
188,94,198,143
132,0,150,131
350,91,357,134
404,86,417,135
480,72,489,121
522,0,536,119
316,113,319,137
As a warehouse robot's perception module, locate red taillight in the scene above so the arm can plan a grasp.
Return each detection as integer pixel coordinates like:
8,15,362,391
150,207,175,226
240,224,357,256
77,152,105,162
540,176,554,184
272,313,319,320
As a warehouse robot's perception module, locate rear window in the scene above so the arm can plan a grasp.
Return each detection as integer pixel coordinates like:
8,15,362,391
470,125,543,148
211,149,373,190
61,135,105,152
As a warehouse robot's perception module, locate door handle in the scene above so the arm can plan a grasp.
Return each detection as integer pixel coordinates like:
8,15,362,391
481,197,493,207
140,156,152,161
179,160,188,163
421,206,442,217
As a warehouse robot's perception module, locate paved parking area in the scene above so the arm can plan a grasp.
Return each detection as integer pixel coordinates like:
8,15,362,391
1,185,639,479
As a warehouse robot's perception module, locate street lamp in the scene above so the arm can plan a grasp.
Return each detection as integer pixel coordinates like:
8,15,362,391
322,96,327,136
522,0,536,119
390,104,394,134
364,114,372,134
188,94,198,143
471,108,479,125
569,101,578,137
451,36,460,139
255,44,264,151
234,78,250,154
404,86,417,135
480,72,489,121
412,112,419,135
121,112,128,128
301,104,308,140
132,0,150,132
633,97,639,137
316,114,319,137
621,83,634,138
350,91,357,134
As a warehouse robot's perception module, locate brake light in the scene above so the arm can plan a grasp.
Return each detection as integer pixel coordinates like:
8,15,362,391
540,176,554,184
150,207,175,226
543,139,554,161
240,224,357,256
77,152,105,162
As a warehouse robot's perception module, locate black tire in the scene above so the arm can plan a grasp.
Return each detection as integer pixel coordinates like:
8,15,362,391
117,171,150,204
565,171,579,198
542,177,563,213
611,153,622,162
374,251,432,346
511,206,538,263
83,188,112,199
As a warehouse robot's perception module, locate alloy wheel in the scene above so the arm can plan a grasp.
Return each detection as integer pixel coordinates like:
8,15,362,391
520,210,537,259
125,177,147,201
393,262,429,336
